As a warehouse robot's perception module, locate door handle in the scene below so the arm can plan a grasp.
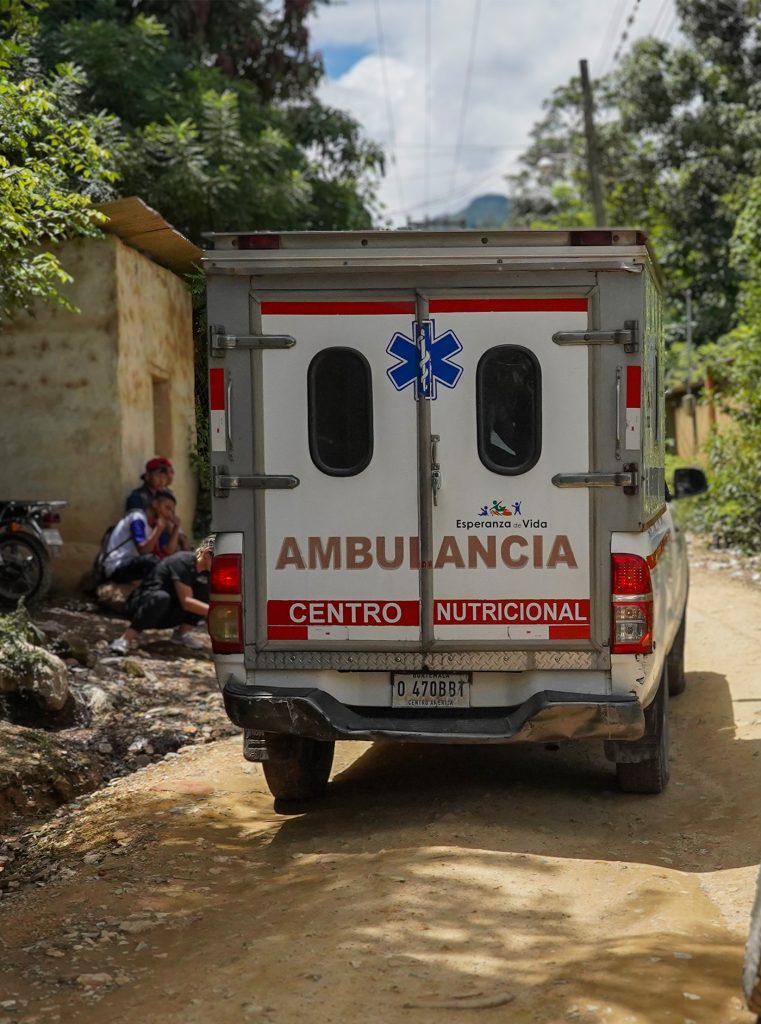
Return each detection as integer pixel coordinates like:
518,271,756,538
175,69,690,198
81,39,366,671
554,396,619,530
431,434,442,506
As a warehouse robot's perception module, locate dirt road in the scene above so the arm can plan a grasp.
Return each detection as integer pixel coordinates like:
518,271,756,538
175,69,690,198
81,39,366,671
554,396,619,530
2,564,761,1023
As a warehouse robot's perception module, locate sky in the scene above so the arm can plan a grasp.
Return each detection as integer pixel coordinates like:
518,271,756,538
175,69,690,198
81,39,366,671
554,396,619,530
308,0,682,225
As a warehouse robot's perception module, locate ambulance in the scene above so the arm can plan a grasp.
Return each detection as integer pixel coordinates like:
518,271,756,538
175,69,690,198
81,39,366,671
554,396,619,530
203,228,706,802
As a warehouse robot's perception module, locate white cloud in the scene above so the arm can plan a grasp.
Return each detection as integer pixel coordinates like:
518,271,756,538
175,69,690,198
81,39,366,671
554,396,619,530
309,0,679,225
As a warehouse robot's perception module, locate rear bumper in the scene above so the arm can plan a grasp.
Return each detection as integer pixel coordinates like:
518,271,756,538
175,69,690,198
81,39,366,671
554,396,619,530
222,681,645,744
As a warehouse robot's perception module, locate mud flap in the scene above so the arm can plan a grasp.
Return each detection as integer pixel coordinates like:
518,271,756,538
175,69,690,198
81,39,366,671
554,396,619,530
603,665,667,764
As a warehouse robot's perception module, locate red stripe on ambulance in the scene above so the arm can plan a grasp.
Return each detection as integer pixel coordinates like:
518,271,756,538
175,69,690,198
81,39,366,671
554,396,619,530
261,298,587,316
434,599,590,625
428,298,588,313
625,364,642,450
267,599,420,629
261,301,416,315
209,367,226,453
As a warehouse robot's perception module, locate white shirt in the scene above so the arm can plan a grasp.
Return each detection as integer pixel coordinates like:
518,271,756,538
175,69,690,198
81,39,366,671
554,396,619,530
103,510,149,578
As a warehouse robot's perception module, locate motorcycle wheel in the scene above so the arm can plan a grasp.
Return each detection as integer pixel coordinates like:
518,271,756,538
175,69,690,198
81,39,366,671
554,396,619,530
0,533,52,609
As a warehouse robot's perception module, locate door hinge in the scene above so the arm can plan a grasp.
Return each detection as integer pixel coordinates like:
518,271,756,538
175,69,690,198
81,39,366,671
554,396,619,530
553,465,639,494
213,465,299,497
552,320,639,353
209,323,296,356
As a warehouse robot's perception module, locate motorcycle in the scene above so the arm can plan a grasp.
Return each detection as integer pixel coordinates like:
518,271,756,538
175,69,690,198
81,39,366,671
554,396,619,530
0,500,68,609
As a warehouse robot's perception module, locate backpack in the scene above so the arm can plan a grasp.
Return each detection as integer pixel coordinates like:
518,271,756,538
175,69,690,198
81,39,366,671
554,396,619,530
93,525,135,583
93,525,116,584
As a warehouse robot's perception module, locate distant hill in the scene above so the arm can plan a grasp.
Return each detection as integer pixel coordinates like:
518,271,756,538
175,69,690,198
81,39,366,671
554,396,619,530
458,194,511,228
410,193,511,230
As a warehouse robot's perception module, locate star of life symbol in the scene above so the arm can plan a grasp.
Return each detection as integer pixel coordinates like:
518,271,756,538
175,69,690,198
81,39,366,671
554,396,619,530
386,319,464,400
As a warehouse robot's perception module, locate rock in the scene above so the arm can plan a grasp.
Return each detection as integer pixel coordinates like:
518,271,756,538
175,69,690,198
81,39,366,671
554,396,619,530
79,677,122,713
118,919,156,935
0,642,70,712
75,973,113,988
121,659,146,679
128,737,148,754
97,741,113,754
34,620,65,641
95,582,138,615
58,632,93,667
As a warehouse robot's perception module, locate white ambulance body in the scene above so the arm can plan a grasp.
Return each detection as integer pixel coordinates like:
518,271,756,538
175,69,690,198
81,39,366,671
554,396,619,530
204,228,705,802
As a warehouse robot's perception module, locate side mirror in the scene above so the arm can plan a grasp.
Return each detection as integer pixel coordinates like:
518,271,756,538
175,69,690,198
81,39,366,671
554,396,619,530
672,466,708,500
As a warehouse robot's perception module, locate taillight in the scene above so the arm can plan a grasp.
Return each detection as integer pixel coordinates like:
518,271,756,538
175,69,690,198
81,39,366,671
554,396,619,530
211,554,241,594
41,512,61,526
236,234,281,250
611,553,653,654
208,553,243,654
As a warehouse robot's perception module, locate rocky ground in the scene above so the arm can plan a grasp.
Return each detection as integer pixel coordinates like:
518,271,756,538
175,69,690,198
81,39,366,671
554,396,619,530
0,597,236,875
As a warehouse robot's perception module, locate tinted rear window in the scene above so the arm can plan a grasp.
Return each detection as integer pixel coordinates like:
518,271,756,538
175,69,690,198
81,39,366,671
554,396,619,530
476,346,541,474
308,348,373,476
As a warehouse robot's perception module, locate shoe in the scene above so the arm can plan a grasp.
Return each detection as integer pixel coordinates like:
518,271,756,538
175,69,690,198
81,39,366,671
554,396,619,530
109,637,130,656
170,628,204,650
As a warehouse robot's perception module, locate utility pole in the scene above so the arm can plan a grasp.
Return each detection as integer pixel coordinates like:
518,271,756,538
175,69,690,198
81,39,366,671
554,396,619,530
683,288,699,453
579,59,606,226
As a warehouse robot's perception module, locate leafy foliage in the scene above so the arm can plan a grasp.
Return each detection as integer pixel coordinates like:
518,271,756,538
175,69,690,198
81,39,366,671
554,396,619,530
0,605,49,680
684,174,761,550
509,0,761,350
35,0,383,239
0,0,118,320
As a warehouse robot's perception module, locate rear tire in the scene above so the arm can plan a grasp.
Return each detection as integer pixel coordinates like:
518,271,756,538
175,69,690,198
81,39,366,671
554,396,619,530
261,735,335,802
667,609,687,696
0,533,52,609
744,865,761,1015
616,667,670,794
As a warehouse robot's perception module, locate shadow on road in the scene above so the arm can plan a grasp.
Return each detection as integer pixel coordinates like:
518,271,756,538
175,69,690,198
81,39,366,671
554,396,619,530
265,667,761,873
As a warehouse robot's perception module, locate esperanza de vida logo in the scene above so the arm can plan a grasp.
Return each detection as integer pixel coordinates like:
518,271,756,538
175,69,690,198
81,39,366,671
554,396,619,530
455,499,548,531
480,499,523,517
386,319,463,399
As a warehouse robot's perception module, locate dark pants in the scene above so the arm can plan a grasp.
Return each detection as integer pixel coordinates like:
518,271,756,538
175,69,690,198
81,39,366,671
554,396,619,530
127,587,201,632
109,555,159,583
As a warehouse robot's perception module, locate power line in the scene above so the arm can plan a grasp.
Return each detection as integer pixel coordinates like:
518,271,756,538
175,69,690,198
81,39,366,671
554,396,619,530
373,0,405,210
596,0,627,72
650,0,672,36
390,169,505,218
662,7,679,42
608,0,644,69
447,0,483,199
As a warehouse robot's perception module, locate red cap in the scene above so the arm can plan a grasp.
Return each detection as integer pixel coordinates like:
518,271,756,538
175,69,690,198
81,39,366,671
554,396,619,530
145,457,173,472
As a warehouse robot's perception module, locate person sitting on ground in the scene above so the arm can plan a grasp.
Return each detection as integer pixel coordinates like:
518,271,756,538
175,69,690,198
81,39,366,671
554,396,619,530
125,457,172,513
102,491,181,583
109,537,214,655
126,457,191,552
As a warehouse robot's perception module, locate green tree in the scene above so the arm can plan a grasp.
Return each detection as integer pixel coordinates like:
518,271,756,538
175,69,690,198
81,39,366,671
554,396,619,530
0,0,118,320
686,174,761,549
509,0,761,351
35,0,383,239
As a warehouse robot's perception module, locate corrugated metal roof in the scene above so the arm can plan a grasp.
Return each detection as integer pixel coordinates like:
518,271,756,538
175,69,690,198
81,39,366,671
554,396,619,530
96,196,202,276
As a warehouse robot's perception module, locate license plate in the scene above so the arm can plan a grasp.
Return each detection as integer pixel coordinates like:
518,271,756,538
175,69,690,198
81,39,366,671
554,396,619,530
41,529,63,546
391,672,471,709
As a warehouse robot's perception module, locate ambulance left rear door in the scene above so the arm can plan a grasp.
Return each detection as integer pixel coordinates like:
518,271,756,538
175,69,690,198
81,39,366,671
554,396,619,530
257,296,422,649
